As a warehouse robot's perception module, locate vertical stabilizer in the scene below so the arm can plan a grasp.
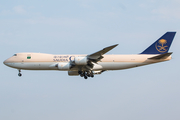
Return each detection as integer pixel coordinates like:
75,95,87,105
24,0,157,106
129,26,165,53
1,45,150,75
141,32,176,54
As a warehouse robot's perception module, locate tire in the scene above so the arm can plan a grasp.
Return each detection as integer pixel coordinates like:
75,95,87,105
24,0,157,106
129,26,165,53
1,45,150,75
18,73,22,77
84,76,88,79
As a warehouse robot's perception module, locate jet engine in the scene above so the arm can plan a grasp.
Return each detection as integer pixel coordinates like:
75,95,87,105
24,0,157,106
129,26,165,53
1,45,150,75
74,57,88,65
57,63,70,70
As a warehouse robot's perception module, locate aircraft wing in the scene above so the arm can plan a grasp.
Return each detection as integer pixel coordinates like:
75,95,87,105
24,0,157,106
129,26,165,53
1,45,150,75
87,44,118,62
69,44,118,71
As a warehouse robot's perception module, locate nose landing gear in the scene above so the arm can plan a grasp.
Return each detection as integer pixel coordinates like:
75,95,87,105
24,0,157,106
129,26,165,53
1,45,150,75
18,70,22,77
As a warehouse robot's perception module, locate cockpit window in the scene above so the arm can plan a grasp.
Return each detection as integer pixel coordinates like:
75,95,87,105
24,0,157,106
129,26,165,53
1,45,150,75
13,54,17,56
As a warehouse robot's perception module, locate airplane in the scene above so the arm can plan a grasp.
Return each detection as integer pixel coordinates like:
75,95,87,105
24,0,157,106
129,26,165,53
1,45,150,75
3,32,176,79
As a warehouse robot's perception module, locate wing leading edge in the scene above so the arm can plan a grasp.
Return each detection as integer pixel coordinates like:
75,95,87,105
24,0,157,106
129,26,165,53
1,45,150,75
87,44,118,62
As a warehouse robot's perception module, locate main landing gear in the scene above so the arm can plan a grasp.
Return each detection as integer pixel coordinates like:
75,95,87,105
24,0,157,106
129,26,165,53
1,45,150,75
78,71,94,79
18,70,22,77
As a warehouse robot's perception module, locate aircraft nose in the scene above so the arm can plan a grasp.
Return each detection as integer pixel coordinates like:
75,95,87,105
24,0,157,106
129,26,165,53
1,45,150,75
3,59,8,65
3,58,16,68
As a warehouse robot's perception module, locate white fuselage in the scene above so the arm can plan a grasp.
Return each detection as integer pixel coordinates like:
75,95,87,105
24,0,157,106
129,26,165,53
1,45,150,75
3,53,171,71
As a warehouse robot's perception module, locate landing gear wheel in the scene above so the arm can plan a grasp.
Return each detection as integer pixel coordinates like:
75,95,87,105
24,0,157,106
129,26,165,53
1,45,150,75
78,71,82,74
18,73,22,77
80,74,84,77
89,71,94,78
18,69,22,77
87,73,91,77
84,76,88,79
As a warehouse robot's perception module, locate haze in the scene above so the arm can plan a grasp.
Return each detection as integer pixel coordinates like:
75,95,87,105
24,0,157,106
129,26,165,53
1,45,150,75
1,0,180,120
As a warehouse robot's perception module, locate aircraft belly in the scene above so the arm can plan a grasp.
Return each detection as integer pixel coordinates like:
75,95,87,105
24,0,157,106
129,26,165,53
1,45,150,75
99,62,147,70
6,62,58,70
5,61,159,71
15,62,149,70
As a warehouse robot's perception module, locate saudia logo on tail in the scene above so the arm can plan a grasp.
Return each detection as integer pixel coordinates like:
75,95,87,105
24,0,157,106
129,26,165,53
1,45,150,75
155,39,168,52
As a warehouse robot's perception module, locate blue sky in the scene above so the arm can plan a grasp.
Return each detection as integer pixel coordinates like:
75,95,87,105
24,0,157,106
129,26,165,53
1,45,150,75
1,0,180,120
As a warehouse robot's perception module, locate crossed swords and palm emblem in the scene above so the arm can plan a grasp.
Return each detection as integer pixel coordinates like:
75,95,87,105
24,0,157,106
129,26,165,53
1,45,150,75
156,39,168,52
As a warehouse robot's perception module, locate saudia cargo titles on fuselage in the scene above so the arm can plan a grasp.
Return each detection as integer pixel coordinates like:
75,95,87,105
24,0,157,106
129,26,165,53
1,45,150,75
3,32,176,79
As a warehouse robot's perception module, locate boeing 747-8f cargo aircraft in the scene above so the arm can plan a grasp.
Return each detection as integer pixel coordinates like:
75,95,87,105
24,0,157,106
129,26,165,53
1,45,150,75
3,32,176,79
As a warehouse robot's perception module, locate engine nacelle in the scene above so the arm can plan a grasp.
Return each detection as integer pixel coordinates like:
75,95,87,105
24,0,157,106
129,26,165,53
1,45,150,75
74,57,88,65
57,62,70,70
68,71,79,76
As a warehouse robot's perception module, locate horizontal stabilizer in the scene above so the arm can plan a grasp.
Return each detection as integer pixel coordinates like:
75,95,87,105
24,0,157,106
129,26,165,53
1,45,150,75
148,52,172,60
